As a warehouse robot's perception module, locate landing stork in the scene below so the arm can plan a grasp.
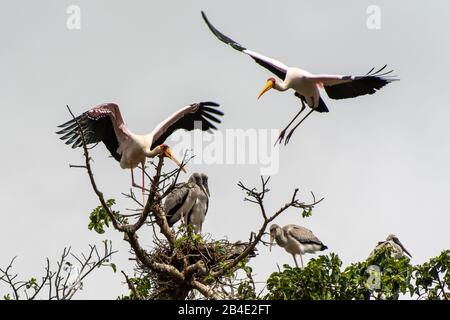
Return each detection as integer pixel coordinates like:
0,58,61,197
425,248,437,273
201,11,398,144
57,102,223,200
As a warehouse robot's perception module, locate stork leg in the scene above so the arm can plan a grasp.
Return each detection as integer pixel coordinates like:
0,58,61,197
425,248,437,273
292,254,299,268
141,162,145,204
131,168,150,198
275,100,306,146
299,254,304,268
194,223,202,234
284,108,315,145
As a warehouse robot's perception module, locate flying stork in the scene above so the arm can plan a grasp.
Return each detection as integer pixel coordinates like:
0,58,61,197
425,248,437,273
57,102,223,201
164,172,209,233
269,224,328,268
201,11,398,144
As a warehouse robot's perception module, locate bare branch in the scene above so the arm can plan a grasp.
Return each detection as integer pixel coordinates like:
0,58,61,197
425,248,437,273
66,105,124,232
0,242,116,300
212,177,322,279
121,271,140,299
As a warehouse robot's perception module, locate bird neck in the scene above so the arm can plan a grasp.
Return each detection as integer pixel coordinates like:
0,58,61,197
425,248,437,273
145,145,162,157
274,80,289,92
275,230,289,247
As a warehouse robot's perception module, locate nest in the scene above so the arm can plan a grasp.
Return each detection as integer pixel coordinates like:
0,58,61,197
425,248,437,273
134,232,258,299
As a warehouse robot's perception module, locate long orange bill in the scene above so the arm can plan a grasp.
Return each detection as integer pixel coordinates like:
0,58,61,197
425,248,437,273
164,148,187,173
257,80,274,99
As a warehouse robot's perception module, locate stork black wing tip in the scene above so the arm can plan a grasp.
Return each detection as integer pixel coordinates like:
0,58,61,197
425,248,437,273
201,10,212,26
56,117,76,128
201,11,213,26
200,101,220,107
200,11,246,52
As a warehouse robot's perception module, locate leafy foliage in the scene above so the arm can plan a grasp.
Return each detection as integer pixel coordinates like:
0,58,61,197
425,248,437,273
88,199,127,234
414,250,450,300
118,277,152,300
264,248,450,300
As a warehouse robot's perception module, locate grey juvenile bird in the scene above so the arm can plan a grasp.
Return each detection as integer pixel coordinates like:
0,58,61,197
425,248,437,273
269,224,328,268
164,173,210,233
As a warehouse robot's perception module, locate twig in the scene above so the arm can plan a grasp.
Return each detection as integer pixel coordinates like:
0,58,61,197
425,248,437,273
121,271,140,299
66,105,125,232
211,177,322,279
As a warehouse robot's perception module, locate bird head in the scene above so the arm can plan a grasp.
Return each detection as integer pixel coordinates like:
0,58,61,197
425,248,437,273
269,224,280,252
386,234,397,241
159,144,187,173
257,77,276,99
190,172,203,185
201,173,210,197
190,173,210,197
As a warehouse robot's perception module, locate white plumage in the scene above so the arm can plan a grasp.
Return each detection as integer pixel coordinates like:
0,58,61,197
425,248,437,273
57,102,223,201
202,11,398,144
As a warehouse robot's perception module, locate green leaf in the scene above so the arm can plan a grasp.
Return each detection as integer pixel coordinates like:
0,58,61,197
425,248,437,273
88,199,122,234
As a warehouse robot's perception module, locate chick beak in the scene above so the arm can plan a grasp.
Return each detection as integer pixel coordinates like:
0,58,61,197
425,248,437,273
164,147,187,173
203,185,210,197
269,234,274,252
258,80,274,99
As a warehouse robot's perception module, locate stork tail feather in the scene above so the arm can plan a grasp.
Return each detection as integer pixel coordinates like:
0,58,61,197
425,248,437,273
315,97,329,113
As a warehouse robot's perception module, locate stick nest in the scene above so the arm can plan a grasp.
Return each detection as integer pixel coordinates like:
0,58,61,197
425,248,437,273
134,230,258,299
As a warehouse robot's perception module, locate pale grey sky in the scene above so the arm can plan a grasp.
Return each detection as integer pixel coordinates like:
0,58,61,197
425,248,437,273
1,0,449,299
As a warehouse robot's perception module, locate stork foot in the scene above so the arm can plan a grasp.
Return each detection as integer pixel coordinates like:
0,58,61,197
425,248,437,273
274,129,287,146
284,129,296,145
284,109,315,145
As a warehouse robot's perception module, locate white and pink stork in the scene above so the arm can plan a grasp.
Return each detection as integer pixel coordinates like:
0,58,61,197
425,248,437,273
202,11,398,144
57,101,223,198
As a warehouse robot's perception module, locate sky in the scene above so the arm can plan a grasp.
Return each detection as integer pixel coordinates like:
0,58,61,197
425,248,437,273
0,0,449,299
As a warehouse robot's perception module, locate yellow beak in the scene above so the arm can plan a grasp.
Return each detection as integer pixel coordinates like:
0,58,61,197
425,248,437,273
164,148,187,173
257,80,274,99
269,235,274,252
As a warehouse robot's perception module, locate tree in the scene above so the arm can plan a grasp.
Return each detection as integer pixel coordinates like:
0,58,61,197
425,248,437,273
0,242,115,300
1,109,449,300
264,249,450,300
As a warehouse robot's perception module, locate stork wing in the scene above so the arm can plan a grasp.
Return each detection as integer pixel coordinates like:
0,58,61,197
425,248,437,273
164,183,192,227
150,101,223,149
310,65,398,100
56,103,129,162
201,11,288,80
286,225,324,246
